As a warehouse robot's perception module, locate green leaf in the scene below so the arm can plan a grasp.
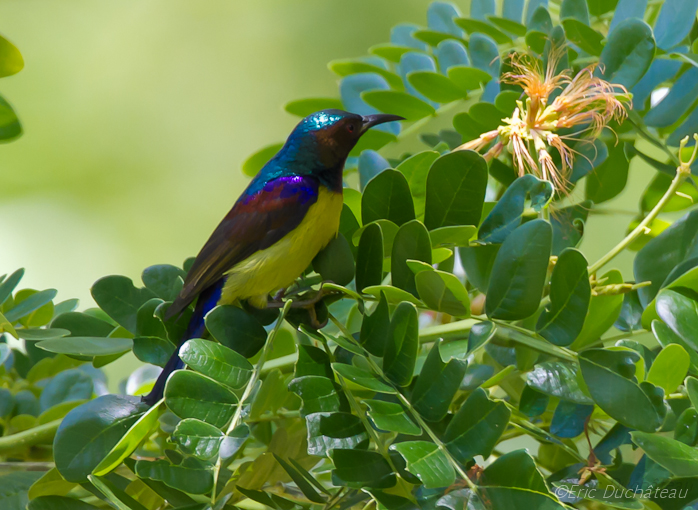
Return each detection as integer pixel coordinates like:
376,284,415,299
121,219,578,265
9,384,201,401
391,220,432,297
653,0,698,50
331,449,396,489
172,418,224,460
332,363,396,393
92,401,162,476
179,338,253,389
647,344,690,395
488,15,527,37
447,65,492,91
390,441,455,489
579,349,664,432
141,264,185,302
459,244,499,292
289,375,349,416
313,234,355,286
205,304,267,358
0,35,23,78
486,220,552,320
561,19,604,56
361,169,416,226
36,337,133,357
369,43,416,63
164,370,238,428
416,269,470,317
560,0,589,24
688,376,698,409
384,302,419,386
429,226,476,248
396,151,439,219
132,336,174,367
536,249,591,346
365,399,421,435
480,450,565,509
284,98,344,117
412,341,467,421
635,211,698,307
656,290,698,353
242,143,283,177
360,292,390,357
91,276,156,334
28,468,76,499
54,395,150,482
273,455,326,504
0,471,43,510
407,71,466,103
27,496,99,510
88,474,148,510
527,361,593,404
571,269,624,350
51,311,114,338
599,18,655,89
443,388,510,463
39,369,93,411
456,18,512,45
135,458,213,495
356,223,384,292
306,412,368,456
0,94,21,141
478,174,553,244
653,320,698,376
0,268,23,305
329,59,403,89
363,285,423,306
631,432,698,477
362,90,435,121
424,151,488,231
17,328,70,340
4,289,57,324
675,407,698,446
585,143,629,204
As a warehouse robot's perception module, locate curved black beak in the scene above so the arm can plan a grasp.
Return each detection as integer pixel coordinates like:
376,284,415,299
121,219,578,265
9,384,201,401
361,114,405,133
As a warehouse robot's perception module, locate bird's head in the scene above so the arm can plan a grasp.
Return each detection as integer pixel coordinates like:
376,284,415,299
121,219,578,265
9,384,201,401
281,109,403,177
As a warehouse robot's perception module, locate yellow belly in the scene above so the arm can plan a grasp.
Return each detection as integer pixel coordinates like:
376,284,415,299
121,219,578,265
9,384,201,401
220,187,343,308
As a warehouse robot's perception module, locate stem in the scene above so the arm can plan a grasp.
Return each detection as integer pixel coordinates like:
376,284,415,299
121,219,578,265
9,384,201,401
588,136,698,275
328,315,479,493
0,419,61,455
211,301,292,504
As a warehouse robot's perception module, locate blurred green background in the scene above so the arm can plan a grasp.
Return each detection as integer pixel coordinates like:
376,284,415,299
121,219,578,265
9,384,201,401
0,0,439,305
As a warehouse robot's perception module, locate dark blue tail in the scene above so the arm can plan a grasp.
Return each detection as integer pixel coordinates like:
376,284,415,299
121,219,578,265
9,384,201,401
141,279,223,406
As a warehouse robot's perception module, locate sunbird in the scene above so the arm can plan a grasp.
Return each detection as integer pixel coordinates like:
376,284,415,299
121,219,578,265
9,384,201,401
143,109,403,405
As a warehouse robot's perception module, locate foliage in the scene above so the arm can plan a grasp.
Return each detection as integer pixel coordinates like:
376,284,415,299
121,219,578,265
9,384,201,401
7,1,698,510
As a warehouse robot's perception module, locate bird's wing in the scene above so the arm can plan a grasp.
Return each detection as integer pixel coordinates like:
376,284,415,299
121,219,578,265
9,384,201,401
167,175,320,318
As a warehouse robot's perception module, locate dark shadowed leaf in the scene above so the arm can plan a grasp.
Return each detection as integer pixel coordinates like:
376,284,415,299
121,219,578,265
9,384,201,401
412,341,467,421
424,151,488,231
164,370,238,428
54,395,150,482
391,220,432,296
179,338,253,389
598,18,655,89
362,169,416,226
443,388,510,463
205,305,267,358
486,220,552,320
384,302,419,386
536,249,591,346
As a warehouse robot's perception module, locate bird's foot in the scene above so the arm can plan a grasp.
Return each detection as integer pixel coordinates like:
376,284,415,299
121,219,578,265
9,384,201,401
306,304,328,329
273,287,287,302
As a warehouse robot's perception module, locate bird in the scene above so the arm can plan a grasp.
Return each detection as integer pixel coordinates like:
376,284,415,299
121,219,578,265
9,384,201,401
142,109,403,406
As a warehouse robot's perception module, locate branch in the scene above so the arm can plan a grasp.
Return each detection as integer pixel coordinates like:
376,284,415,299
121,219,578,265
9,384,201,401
0,419,61,455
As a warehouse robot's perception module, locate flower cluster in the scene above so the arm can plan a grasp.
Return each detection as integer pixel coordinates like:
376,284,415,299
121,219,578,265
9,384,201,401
458,49,630,192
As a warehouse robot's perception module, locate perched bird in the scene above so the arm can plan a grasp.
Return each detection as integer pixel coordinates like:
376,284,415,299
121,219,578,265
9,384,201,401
142,109,403,405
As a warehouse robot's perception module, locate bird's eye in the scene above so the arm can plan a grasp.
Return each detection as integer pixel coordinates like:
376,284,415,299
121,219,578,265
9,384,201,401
347,123,355,133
